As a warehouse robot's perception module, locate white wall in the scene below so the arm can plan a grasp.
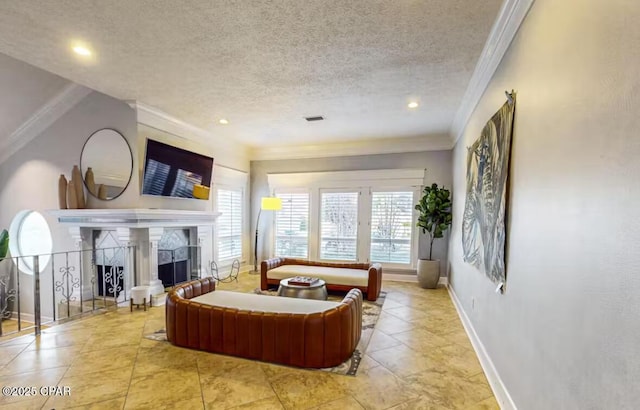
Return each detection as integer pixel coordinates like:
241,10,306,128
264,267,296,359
448,0,640,408
251,150,452,273
137,123,251,267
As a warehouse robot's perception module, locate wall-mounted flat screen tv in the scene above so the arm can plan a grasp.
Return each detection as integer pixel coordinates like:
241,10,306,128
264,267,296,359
142,139,214,199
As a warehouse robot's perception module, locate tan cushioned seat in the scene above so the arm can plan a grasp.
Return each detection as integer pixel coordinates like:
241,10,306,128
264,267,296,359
191,290,340,314
166,277,363,368
266,265,369,287
261,258,382,301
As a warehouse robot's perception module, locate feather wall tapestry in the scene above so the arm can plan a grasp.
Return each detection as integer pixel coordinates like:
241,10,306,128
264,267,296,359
462,94,516,287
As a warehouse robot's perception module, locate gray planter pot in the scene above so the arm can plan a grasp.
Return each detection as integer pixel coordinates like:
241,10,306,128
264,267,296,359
417,259,440,289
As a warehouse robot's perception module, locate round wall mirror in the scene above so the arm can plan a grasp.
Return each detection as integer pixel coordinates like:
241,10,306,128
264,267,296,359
80,128,133,200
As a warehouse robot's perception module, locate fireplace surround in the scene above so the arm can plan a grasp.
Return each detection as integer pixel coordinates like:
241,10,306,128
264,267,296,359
49,209,219,304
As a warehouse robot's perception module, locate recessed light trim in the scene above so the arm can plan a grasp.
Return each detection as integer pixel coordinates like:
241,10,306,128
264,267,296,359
72,45,92,56
408,102,419,109
219,119,229,125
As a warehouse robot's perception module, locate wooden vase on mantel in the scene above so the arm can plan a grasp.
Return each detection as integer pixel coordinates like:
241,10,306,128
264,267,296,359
71,165,85,209
67,180,78,209
97,184,107,200
58,174,68,209
85,167,96,196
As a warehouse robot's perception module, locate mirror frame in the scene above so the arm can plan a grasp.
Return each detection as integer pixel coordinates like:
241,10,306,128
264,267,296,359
80,128,133,201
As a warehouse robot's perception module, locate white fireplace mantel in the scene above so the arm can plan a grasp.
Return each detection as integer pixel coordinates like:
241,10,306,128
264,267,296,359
49,208,221,228
49,209,220,303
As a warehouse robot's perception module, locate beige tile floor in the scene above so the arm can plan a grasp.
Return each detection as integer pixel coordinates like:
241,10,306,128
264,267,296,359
0,273,498,409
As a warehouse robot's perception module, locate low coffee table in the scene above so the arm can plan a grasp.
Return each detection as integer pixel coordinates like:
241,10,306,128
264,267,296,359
277,278,328,300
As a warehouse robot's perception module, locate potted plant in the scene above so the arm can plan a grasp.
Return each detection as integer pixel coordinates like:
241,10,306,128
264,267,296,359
415,183,452,288
0,229,7,261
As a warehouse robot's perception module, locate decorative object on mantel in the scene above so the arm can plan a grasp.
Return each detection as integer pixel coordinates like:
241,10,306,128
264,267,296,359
58,165,88,209
84,167,96,196
192,184,210,200
415,183,452,289
71,165,85,209
58,174,67,209
461,90,516,292
66,180,78,209
97,184,107,200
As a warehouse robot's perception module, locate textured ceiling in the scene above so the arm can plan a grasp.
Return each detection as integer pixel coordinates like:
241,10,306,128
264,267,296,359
0,0,502,147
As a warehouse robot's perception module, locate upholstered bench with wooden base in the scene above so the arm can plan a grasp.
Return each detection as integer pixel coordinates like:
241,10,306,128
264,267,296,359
261,258,382,301
166,277,363,368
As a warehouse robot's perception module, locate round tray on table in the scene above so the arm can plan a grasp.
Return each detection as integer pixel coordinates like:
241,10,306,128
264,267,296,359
277,278,328,300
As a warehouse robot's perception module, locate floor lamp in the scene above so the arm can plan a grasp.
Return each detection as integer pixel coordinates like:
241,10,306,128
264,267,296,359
252,197,282,274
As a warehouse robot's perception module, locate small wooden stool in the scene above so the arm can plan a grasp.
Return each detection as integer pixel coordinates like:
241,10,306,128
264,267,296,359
130,286,151,311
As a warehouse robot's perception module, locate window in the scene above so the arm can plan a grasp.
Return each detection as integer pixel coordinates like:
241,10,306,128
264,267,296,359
320,191,359,261
268,169,424,268
9,210,53,274
274,192,309,258
216,188,243,261
370,191,414,264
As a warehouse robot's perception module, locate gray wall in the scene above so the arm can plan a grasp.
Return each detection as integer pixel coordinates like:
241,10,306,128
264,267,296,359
250,150,452,272
0,90,138,318
448,0,640,408
0,87,252,319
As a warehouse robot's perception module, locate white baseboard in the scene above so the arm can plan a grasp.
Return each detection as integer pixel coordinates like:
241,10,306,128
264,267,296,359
383,275,449,286
10,311,54,324
447,284,517,410
384,273,418,282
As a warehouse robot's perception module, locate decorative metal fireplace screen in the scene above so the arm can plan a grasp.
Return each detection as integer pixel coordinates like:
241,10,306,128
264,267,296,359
158,229,201,288
93,230,126,298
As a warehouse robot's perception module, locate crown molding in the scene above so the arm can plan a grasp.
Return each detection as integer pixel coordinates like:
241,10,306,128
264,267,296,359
450,0,535,145
268,168,425,189
129,101,250,164
250,134,452,161
130,101,208,141
0,83,91,165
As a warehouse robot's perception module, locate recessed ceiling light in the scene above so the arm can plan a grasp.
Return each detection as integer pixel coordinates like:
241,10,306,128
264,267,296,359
219,119,229,125
408,102,419,109
72,45,92,56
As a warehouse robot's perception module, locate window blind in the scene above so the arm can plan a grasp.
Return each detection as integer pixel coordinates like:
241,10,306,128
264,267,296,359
217,188,243,261
274,192,309,258
370,191,413,264
320,192,358,261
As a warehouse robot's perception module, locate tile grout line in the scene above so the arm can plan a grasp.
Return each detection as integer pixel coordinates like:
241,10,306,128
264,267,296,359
0,338,33,369
348,393,368,410
121,310,153,410
261,365,287,410
195,352,207,409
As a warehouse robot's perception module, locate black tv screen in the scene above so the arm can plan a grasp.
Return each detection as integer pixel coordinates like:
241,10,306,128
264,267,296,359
142,139,214,199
